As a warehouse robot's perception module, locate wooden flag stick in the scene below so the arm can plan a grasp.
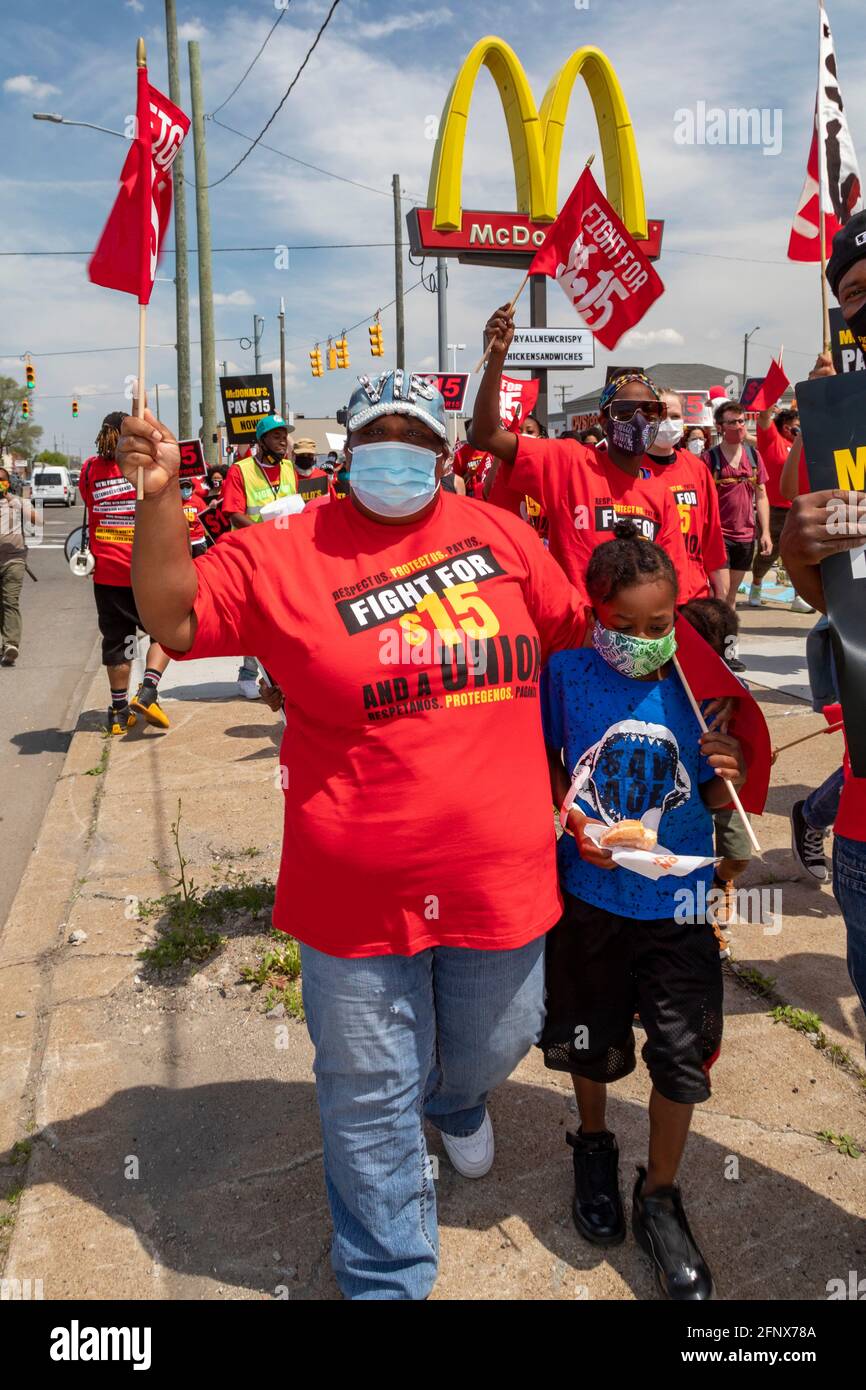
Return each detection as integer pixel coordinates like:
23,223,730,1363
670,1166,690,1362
815,9,832,352
672,655,763,855
771,720,843,764
472,271,531,374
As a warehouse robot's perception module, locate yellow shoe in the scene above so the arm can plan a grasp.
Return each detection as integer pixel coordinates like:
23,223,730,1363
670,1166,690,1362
129,684,170,729
108,705,136,736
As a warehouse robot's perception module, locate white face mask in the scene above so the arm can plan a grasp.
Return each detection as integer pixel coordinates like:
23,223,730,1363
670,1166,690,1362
687,436,705,455
654,417,684,448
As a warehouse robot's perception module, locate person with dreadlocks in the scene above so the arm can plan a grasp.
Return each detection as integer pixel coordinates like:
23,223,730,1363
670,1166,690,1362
540,519,746,1300
79,412,171,734
472,305,690,605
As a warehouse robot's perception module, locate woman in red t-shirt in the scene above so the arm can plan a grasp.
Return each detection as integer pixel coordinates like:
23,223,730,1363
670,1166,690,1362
115,370,592,1301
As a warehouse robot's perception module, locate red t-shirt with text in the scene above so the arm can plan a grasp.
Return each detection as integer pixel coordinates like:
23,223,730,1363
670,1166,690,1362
78,455,136,586
645,448,728,600
165,492,586,957
502,436,689,604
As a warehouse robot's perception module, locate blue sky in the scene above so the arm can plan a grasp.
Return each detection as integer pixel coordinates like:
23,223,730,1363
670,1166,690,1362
2,0,866,452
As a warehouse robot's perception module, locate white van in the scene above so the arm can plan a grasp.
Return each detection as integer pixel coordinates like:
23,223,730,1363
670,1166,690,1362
30,465,74,507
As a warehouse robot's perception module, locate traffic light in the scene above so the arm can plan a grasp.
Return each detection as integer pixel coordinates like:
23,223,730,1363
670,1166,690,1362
335,336,350,369
72,398,79,418
309,347,323,378
25,361,35,392
327,339,337,371
369,320,384,357
20,398,30,419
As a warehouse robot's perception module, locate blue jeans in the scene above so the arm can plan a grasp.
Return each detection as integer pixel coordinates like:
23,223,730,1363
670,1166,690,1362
833,836,866,1026
300,936,546,1300
803,766,845,833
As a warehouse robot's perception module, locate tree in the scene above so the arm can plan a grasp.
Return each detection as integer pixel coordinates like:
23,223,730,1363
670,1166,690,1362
34,449,69,468
0,374,43,459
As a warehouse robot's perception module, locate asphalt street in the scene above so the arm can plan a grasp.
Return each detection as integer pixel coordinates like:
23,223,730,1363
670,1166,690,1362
0,497,98,927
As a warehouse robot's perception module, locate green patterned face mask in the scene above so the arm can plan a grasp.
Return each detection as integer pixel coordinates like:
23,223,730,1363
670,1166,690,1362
592,621,677,678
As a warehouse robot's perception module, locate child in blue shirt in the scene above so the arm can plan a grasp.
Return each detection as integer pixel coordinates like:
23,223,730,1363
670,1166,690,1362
541,519,746,1302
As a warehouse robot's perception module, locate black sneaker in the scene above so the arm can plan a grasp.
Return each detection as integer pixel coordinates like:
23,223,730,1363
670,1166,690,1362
790,799,829,883
632,1166,714,1300
726,657,747,673
566,1129,625,1246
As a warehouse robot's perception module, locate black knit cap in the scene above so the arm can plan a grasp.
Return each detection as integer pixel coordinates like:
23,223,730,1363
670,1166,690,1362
826,210,866,297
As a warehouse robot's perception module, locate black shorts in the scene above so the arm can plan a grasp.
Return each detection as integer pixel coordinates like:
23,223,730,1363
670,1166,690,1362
540,892,723,1104
724,536,755,572
93,582,144,666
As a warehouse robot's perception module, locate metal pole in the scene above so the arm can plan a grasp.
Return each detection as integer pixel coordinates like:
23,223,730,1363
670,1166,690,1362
253,314,264,374
279,297,287,418
393,174,405,369
188,40,217,464
165,0,191,439
743,332,748,383
436,258,448,371
155,382,161,420
529,273,548,428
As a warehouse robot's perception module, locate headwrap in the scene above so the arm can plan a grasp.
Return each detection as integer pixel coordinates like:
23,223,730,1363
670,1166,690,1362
598,372,661,414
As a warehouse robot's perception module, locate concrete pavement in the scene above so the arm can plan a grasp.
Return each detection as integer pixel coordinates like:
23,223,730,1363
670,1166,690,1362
1,594,864,1300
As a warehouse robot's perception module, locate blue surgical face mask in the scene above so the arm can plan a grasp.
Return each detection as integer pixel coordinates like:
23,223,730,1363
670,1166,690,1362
349,440,440,518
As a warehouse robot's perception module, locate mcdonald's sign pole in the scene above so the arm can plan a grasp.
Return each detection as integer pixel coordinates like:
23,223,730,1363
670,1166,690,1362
409,37,663,425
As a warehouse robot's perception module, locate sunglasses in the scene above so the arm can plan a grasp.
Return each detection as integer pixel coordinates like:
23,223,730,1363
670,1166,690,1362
607,399,665,422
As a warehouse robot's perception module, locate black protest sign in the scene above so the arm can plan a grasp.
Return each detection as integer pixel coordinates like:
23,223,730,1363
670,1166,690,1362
798,371,866,775
178,438,207,479
828,307,866,374
220,374,276,443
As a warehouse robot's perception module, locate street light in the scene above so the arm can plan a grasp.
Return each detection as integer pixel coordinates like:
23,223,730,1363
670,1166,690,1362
447,343,466,374
743,325,761,383
32,112,129,139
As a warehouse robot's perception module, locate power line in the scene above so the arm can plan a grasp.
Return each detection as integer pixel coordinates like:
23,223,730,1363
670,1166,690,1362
0,337,245,360
0,243,397,257
206,0,343,189
294,276,425,352
209,116,421,203
209,4,290,117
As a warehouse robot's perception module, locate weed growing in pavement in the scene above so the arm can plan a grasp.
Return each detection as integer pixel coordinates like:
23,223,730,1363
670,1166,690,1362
771,1005,824,1039
137,799,275,969
816,1130,862,1159
10,1140,31,1164
84,743,110,777
240,931,305,1019
736,966,777,996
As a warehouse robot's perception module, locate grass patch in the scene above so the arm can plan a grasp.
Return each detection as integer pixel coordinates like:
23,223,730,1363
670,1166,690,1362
137,800,273,970
736,966,777,997
816,1130,862,1159
84,743,110,777
240,931,304,1019
770,1005,825,1040
10,1140,31,1164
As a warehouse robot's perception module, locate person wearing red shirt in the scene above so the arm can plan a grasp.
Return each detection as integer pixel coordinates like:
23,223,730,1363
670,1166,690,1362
78,412,171,733
645,390,728,603
452,434,494,498
291,437,333,502
116,370,591,1301
752,405,813,612
703,401,772,616
179,475,209,557
472,305,689,607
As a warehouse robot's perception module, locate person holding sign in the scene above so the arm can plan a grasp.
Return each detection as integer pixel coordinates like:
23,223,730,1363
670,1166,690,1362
220,413,298,699
780,209,866,1024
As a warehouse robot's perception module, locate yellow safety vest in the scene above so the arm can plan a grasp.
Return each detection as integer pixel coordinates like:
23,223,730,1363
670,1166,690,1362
236,456,297,523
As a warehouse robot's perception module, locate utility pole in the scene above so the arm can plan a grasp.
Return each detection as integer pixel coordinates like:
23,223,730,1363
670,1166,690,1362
165,0,191,439
392,174,405,369
436,259,448,371
743,325,760,385
188,40,217,464
278,298,287,418
253,314,264,374
529,273,548,428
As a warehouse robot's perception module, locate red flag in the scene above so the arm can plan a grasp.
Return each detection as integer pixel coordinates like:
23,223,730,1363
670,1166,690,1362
788,6,862,261
528,165,664,350
89,68,189,304
499,375,539,428
741,358,790,412
675,617,771,814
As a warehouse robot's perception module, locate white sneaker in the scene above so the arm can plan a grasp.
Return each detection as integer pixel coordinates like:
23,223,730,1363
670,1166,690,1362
238,677,260,700
440,1111,494,1178
790,595,815,613
748,584,763,607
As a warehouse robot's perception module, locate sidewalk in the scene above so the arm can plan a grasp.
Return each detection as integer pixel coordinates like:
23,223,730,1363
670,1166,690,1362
1,607,864,1301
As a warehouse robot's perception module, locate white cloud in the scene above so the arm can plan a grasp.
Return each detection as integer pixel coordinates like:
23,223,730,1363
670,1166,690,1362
3,74,60,101
125,0,144,12
356,12,451,40
212,289,255,307
177,19,206,41
621,328,686,347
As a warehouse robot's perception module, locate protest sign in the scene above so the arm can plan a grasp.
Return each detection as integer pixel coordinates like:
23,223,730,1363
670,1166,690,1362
178,438,207,480
220,374,276,443
418,373,469,414
829,307,866,374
